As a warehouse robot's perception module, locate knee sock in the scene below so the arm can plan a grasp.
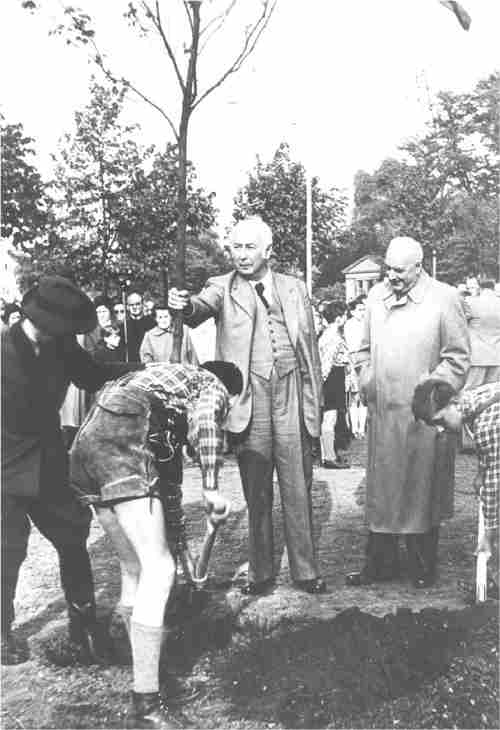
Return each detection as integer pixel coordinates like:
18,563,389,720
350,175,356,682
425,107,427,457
130,620,164,694
116,604,134,637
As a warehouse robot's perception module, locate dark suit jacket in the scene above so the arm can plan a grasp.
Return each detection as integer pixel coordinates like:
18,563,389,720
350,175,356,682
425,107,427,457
120,316,155,361
1,323,142,498
184,271,323,437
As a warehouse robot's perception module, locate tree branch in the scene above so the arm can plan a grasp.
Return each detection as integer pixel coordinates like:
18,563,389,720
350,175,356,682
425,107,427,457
123,75,180,142
184,1,201,111
199,0,238,52
192,0,277,111
140,0,185,93
87,35,180,142
183,0,194,34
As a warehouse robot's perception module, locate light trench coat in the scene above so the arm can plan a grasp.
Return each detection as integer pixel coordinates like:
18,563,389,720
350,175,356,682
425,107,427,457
356,271,470,533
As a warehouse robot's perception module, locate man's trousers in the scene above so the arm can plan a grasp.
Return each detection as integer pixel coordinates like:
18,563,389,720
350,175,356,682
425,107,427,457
1,491,94,633
235,367,319,584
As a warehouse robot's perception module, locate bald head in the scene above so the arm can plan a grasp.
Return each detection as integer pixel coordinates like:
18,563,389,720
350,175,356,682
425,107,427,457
385,237,423,297
386,237,423,265
229,216,273,280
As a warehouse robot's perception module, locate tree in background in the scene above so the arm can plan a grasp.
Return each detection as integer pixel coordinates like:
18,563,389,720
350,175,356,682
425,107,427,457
233,143,348,280
33,81,151,292
1,120,48,251
118,143,217,299
24,0,277,359
347,73,499,283
21,81,218,297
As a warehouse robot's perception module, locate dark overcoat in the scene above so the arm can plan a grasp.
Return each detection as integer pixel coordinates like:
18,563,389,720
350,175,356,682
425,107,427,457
1,323,139,498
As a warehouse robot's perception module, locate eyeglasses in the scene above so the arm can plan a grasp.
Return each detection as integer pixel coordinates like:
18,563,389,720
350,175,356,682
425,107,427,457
114,307,125,313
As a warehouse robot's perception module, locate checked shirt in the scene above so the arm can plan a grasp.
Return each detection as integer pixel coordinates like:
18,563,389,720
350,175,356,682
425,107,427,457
461,381,500,530
126,363,230,490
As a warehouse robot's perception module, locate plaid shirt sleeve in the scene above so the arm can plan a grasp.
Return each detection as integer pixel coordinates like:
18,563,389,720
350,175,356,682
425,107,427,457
188,384,228,490
461,383,500,531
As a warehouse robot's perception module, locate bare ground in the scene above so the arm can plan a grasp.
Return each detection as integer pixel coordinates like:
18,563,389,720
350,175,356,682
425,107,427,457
1,438,498,729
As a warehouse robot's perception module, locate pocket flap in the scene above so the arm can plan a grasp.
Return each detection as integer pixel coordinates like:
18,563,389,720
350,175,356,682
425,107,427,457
96,385,148,416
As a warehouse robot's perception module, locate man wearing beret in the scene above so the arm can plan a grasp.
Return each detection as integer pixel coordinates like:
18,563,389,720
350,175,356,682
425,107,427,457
1,275,143,665
346,237,470,589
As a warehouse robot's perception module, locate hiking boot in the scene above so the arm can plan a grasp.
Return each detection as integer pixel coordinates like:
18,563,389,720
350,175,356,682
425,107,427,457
1,630,30,665
127,692,183,729
67,601,108,663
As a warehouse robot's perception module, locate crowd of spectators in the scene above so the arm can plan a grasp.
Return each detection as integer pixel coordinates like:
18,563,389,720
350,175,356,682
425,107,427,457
2,233,499,728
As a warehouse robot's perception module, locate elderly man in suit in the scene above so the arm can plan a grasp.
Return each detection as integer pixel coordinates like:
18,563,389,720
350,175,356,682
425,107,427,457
169,216,326,595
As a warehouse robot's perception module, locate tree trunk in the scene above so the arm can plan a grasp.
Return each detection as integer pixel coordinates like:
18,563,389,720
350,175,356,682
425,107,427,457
170,118,189,363
170,1,200,363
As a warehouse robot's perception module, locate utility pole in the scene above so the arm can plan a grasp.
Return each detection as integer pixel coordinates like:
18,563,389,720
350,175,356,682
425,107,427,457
305,169,313,296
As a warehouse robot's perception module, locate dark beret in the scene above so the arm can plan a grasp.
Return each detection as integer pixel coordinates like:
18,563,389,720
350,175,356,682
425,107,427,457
412,379,456,424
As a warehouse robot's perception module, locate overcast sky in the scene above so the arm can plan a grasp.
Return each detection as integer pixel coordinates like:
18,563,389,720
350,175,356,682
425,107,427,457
2,0,499,227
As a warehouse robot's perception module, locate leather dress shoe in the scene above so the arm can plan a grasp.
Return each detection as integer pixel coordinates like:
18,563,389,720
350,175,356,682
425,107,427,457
412,574,436,589
127,691,184,729
345,571,373,587
241,578,275,596
322,459,349,470
345,569,400,587
295,578,327,594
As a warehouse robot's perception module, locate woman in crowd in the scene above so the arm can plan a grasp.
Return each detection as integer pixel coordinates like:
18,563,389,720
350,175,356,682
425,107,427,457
84,296,113,356
318,301,352,469
94,322,126,364
344,295,368,438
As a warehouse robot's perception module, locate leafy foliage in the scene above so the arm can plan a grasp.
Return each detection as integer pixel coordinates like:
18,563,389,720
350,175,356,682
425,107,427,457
233,143,348,279
1,121,48,250
22,80,218,298
348,73,500,283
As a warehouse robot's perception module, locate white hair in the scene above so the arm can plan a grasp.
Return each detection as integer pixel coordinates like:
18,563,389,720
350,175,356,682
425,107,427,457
230,216,273,248
387,236,423,264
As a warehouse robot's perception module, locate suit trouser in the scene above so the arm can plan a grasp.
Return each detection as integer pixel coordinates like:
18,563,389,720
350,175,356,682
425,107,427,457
236,367,319,583
1,491,93,633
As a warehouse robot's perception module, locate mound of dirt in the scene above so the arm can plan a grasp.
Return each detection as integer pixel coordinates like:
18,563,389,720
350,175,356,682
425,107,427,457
210,603,498,729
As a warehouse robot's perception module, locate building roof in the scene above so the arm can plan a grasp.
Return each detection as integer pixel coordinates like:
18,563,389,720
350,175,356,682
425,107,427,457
342,254,384,276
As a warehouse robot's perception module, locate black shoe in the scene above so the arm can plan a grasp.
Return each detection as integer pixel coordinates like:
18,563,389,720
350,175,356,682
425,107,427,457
345,571,373,587
345,568,399,586
241,578,275,596
68,601,108,664
1,631,30,665
127,692,184,729
295,578,327,594
322,459,349,469
412,574,436,589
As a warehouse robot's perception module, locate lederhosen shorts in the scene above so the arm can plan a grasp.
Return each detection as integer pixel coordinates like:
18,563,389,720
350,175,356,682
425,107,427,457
70,378,187,508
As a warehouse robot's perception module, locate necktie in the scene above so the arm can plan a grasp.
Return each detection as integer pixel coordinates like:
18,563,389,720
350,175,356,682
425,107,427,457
255,282,270,309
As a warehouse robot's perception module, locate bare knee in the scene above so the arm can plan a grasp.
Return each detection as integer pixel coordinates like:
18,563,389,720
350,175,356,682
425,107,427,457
140,550,176,598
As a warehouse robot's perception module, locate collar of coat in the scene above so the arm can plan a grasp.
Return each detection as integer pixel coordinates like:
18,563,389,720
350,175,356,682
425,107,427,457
229,270,300,342
383,269,431,308
9,322,40,379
